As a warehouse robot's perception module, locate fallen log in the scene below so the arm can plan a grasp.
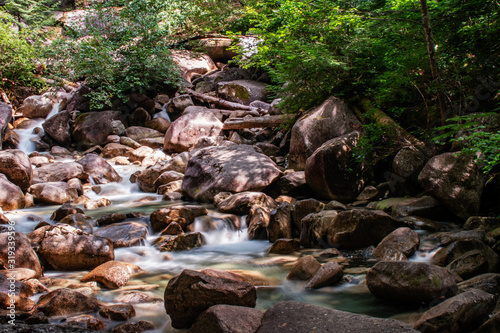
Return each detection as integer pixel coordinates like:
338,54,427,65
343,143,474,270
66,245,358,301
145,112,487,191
185,88,266,114
222,115,295,130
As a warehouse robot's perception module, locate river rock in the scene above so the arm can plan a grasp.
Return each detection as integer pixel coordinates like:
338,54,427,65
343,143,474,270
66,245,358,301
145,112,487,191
305,262,344,289
292,198,325,232
33,162,86,183
286,255,321,280
28,182,78,204
39,229,114,271
257,301,418,333
42,110,71,145
154,170,184,188
128,107,151,127
327,209,401,249
458,273,500,297
0,102,12,148
418,152,485,220
50,203,85,222
0,175,25,210
300,210,338,248
36,288,100,317
150,205,208,232
0,232,42,278
305,132,364,202
171,49,218,82
182,145,281,202
94,222,148,248
126,146,153,163
373,227,420,261
217,80,267,106
432,239,499,270
81,261,142,289
370,196,449,220
269,239,300,254
0,149,33,191
65,314,104,331
414,289,496,333
268,202,293,243
125,126,163,142
18,95,54,118
164,110,223,153
111,320,155,333
0,292,35,312
59,213,95,234
446,249,500,280
145,116,170,133
164,269,257,329
71,111,126,148
366,261,458,304
288,97,361,170
153,232,205,252
216,192,277,215
136,153,189,192
188,304,264,333
99,304,136,321
157,180,183,194
101,143,133,158
247,206,271,240
76,153,122,184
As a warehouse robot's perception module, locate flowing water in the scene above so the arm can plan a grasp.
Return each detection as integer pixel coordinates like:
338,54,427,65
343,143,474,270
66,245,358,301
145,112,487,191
6,123,457,332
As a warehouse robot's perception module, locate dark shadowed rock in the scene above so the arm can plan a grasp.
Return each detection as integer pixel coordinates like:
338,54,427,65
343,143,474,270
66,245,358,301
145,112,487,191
36,288,100,317
474,311,500,333
288,96,361,171
256,301,418,333
0,102,12,148
246,206,271,240
0,149,33,191
269,239,300,254
50,203,85,222
217,80,267,106
418,152,485,220
71,111,126,148
216,192,277,215
111,320,155,333
65,314,104,331
373,227,420,261
152,232,205,252
305,262,344,289
99,304,136,321
182,145,281,202
366,261,458,304
94,222,148,248
268,202,293,243
43,111,71,145
300,210,338,248
286,255,321,280
150,205,208,232
414,289,496,333
164,269,257,329
81,261,142,289
76,153,122,184
188,304,264,333
305,132,364,202
458,273,500,297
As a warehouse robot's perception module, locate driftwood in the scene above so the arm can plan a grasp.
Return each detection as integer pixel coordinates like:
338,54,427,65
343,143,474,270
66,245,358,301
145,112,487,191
185,88,266,114
223,115,294,130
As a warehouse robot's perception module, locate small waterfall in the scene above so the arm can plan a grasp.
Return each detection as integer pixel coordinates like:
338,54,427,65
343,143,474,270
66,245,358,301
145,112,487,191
155,105,171,123
16,103,60,154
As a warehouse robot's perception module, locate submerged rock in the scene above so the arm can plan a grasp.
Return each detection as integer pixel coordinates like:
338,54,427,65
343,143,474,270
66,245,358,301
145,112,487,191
81,261,142,289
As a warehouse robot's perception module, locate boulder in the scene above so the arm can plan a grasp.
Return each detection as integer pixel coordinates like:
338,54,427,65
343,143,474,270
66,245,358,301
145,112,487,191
0,232,42,278
111,321,155,333
76,153,122,184
101,143,133,158
188,36,237,62
65,314,104,331
33,162,86,183
125,126,163,142
305,132,364,202
216,192,277,215
0,175,25,210
66,84,91,112
50,203,85,222
182,145,281,202
59,213,95,233
0,291,35,312
39,229,114,271
145,116,170,134
152,232,205,252
369,196,449,220
81,261,142,289
217,80,267,106
171,49,218,82
300,210,338,248
269,239,300,254
164,269,257,329
366,261,458,304
246,206,271,240
446,249,500,280
286,255,321,280
268,202,293,243
94,222,148,248
71,111,126,148
288,96,362,170
128,107,151,127
327,209,401,249
18,95,54,118
458,273,500,297
164,111,223,153
136,153,189,192
432,239,499,271
42,111,71,145
188,305,264,333
153,170,184,188
157,180,183,194
257,301,418,333
414,289,496,333
0,102,12,148
36,288,100,317
305,262,344,289
391,146,427,196
150,205,208,232
292,198,325,232
0,149,33,191
418,152,485,220
167,94,195,118
99,304,136,321
373,227,420,261
126,146,154,163
29,182,78,204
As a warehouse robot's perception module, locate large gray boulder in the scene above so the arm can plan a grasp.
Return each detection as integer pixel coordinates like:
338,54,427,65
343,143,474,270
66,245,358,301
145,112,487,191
0,102,12,148
289,96,361,170
164,269,257,329
418,152,485,220
305,132,364,202
0,149,33,191
71,111,126,148
217,80,268,106
164,111,223,153
366,261,458,304
42,110,71,145
33,162,86,184
76,153,122,184
256,301,418,333
182,145,281,202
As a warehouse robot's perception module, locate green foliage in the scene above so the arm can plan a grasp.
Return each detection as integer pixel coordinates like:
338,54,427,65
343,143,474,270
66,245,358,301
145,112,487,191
47,0,190,109
0,11,44,91
353,122,401,167
4,0,56,27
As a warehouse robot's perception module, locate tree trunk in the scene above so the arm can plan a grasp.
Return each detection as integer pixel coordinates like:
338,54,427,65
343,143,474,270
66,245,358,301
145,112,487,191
185,88,265,114
420,0,447,126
